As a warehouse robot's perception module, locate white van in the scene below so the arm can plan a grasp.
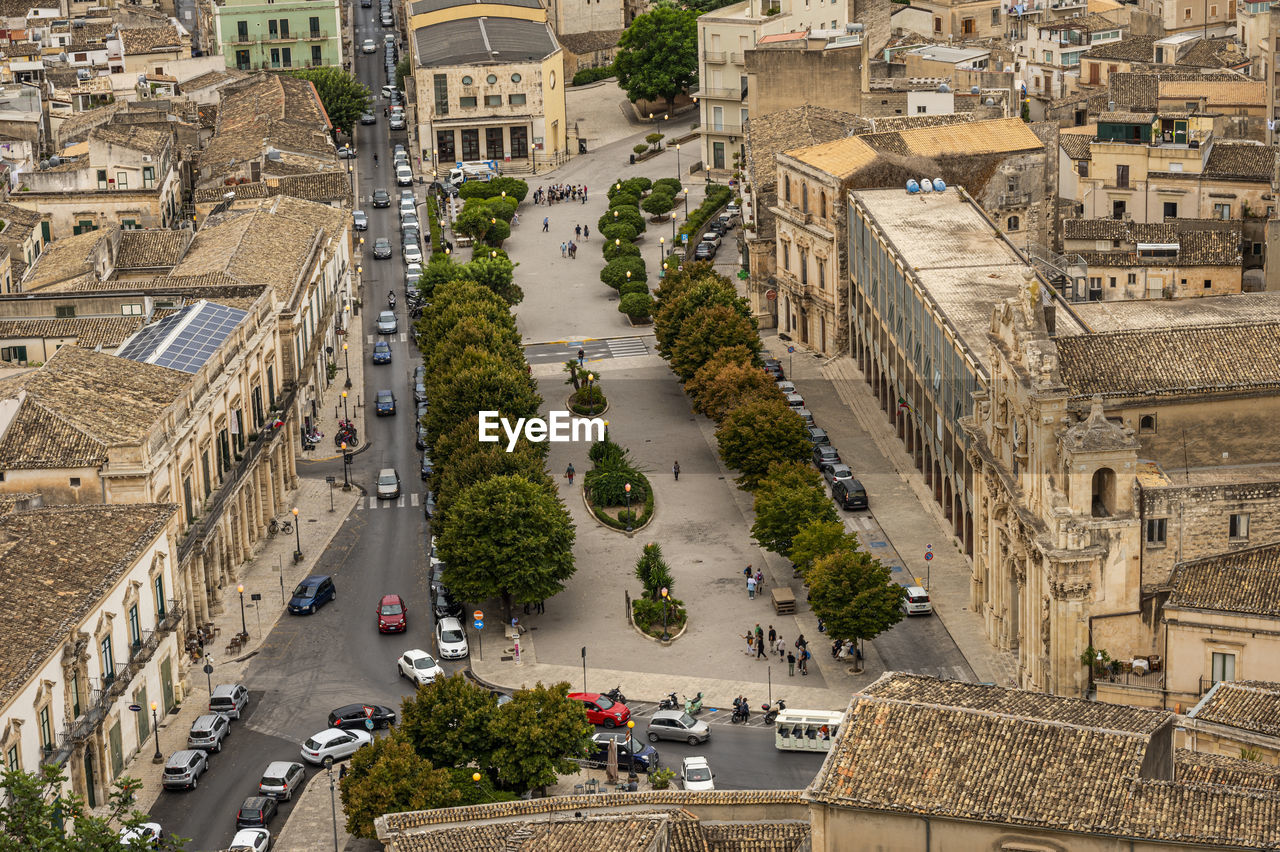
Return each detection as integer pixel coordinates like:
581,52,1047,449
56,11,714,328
395,164,413,186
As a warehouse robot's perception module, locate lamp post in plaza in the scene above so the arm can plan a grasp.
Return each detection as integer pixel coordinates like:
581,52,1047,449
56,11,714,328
236,584,248,639
342,342,350,388
341,442,351,490
341,390,349,422
292,507,301,560
624,482,632,532
660,587,671,641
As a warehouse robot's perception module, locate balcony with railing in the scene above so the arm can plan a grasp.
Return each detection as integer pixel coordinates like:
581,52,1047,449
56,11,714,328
693,86,740,100
702,49,726,63
998,191,1031,208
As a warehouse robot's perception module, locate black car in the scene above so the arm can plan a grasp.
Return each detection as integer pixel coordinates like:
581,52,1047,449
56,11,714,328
371,189,391,208
360,112,376,125
762,358,784,379
833,478,869,510
585,732,659,772
415,421,428,450
236,796,279,829
706,218,728,236
372,238,392,259
413,381,427,404
423,489,436,518
327,703,397,731
420,453,434,480
813,444,841,467
432,588,463,620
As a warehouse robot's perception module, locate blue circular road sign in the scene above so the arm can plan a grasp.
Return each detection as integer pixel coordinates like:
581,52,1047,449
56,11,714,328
474,619,484,630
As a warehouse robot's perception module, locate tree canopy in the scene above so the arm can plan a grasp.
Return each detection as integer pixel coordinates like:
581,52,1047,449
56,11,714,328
340,737,480,838
399,673,503,769
750,461,839,557
289,67,371,136
687,355,778,422
807,549,906,643
668,303,762,380
423,349,541,449
715,397,813,489
789,519,861,576
614,7,699,114
488,682,593,793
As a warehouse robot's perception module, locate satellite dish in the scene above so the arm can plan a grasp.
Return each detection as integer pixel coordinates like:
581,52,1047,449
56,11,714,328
906,179,920,194
38,159,49,169
49,155,61,166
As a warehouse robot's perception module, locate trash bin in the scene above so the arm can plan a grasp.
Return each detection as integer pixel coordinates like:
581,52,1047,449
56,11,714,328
629,153,635,165
578,138,587,154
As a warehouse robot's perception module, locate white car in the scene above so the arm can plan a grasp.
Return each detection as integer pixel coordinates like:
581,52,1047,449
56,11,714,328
361,38,377,53
398,648,444,685
120,823,162,847
403,243,423,266
435,616,469,659
680,756,715,791
700,231,722,249
300,728,372,764
229,827,271,852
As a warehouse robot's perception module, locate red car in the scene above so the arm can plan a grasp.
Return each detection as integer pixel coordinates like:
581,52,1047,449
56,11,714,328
377,594,407,633
569,692,631,728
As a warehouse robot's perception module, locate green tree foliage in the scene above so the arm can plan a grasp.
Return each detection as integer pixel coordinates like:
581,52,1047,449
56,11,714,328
437,475,575,621
642,190,675,218
807,549,906,643
418,256,461,299
618,279,650,297
421,280,515,345
634,542,674,599
424,350,540,449
608,191,642,209
750,461,839,557
454,203,491,242
339,737,474,838
633,143,649,156
615,7,698,113
484,218,511,246
603,239,642,261
290,67,371,136
652,177,682,195
687,354,778,421
0,766,184,852
715,396,812,489
394,56,411,92
434,439,549,528
601,222,638,243
598,205,646,235
424,315,523,379
652,273,745,359
619,292,654,319
457,177,528,202
790,519,861,577
572,64,616,85
488,682,593,792
600,256,647,289
645,132,665,149
399,673,502,769
456,255,521,305
668,303,761,380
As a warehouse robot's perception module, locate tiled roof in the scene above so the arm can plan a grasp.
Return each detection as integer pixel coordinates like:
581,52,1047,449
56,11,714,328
22,229,115,291
555,29,623,54
115,229,191,269
192,171,351,205
0,43,37,57
1082,34,1154,61
745,105,864,192
1057,322,1280,398
785,135,877,179
1038,11,1122,31
1060,132,1093,161
1076,228,1241,267
1160,77,1265,108
90,123,169,157
0,316,144,349
866,113,973,133
180,69,243,92
119,25,183,55
1176,748,1280,791
1203,142,1276,181
0,504,176,707
891,116,1043,158
1098,109,1154,124
1168,541,1280,617
200,73,334,174
1176,38,1249,69
390,815,666,852
1191,682,1280,738
1109,71,1159,110
0,345,189,468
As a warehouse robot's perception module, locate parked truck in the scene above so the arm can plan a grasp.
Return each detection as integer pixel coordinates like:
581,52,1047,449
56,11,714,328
448,161,500,185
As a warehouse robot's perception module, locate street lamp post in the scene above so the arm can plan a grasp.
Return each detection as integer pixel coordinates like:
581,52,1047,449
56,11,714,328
236,584,248,639
150,701,162,761
324,756,339,852
292,507,302,560
203,654,213,697
626,719,637,784
658,235,664,267
660,587,670,641
341,390,349,422
624,482,632,532
586,373,595,416
342,342,350,388
347,161,353,194
675,143,680,179
341,442,351,490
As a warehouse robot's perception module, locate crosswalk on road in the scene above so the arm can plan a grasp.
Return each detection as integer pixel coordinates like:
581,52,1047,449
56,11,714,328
359,494,422,509
605,337,649,358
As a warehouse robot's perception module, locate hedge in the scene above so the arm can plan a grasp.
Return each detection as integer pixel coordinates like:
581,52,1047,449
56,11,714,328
602,239,642,261
619,292,654,319
601,223,638,243
601,255,646,288
571,64,615,86
679,184,733,239
618,280,649,297
652,177,682,196
599,206,645,235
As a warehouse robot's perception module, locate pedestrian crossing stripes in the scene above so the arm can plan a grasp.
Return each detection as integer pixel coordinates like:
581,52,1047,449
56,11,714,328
606,337,649,358
359,494,423,509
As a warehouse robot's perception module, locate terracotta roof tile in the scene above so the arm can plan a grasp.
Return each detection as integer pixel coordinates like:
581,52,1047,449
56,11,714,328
200,73,334,175
1190,683,1280,739
0,316,143,349
119,25,183,55
745,105,865,193
1176,38,1249,69
1203,142,1276,181
1075,227,1241,266
1168,541,1280,616
555,29,624,54
0,503,177,707
115,229,192,269
1176,748,1280,790
22,229,115,291
89,123,170,157
191,171,351,206
785,135,878,179
1082,34,1154,61
1060,133,1092,161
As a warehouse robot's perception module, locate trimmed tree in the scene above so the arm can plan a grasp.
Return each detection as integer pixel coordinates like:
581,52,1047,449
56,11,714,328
618,279,650,297
750,461,839,557
790,519,862,577
668,303,761,380
614,6,698,115
652,274,745,359
600,255,647,289
687,356,779,422
642,190,676,218
619,291,654,320
339,737,476,838
603,239,642,261
457,254,522,305
807,549,906,644
424,351,541,449
599,206,646,235
601,222,638,243
715,396,812,489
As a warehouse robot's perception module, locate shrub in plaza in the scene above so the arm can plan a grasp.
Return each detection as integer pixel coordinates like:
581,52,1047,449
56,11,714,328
633,143,648,156
601,222,638,243
598,205,645,235
619,291,654,320
424,349,541,451
600,255,647,289
583,436,654,529
436,474,575,624
482,217,511,247
572,63,615,86
641,190,675,218
454,201,493,243
609,191,642,210
602,239,642,262
790,519,862,578
750,461,839,558
632,594,686,637
686,352,780,422
807,548,906,649
714,396,812,489
652,177,682,196
626,176,653,194
458,177,528,202
484,195,518,222
668,303,760,381
570,382,606,415
645,132,665,150
634,542,674,600
618,279,650,298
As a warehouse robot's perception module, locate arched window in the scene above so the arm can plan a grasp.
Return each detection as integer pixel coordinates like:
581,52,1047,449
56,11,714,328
819,190,827,219
784,175,791,202
1091,468,1115,518
1139,414,1156,433
801,183,809,213
1007,215,1020,231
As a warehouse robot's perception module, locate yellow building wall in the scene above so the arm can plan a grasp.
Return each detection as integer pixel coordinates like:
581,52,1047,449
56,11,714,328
409,2,544,32
540,49,567,155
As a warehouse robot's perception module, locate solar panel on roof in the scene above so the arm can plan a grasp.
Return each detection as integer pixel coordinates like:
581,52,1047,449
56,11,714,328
116,300,248,373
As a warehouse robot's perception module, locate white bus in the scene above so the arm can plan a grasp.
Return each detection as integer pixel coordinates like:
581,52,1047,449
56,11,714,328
774,709,845,752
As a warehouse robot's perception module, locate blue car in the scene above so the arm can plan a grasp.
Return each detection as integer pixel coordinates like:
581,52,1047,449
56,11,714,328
375,389,396,416
287,575,336,615
372,341,392,364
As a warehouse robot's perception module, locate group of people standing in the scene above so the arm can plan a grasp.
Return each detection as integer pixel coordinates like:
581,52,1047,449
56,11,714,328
534,184,587,205
744,625,811,675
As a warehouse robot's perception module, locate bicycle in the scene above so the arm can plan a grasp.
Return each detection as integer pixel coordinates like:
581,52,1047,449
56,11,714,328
268,516,294,536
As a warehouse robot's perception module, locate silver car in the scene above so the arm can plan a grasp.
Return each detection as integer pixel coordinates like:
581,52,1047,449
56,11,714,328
162,749,208,790
376,311,397,334
646,709,710,745
376,467,401,499
258,760,306,800
187,713,231,753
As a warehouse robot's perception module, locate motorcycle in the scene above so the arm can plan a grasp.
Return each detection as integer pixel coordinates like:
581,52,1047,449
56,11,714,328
761,698,787,724
658,692,679,711
603,685,627,705
388,291,397,309
731,696,750,724
334,429,358,448
683,691,704,716
301,429,323,451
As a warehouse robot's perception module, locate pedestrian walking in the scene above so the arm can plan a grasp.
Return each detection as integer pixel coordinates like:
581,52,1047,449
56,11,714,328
673,460,680,481
756,638,767,659
754,623,763,643
747,575,757,599
543,217,550,232
787,651,796,676
583,225,589,240
575,224,582,238
536,600,545,614
796,634,808,652
754,570,764,592
512,212,519,226
800,648,811,675
768,625,777,645
565,463,575,484
775,636,786,657
578,348,586,366
744,633,755,656
560,241,567,257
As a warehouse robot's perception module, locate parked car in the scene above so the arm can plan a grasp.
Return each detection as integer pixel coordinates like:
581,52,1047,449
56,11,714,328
229,827,271,852
381,84,396,99
360,111,376,125
397,648,444,685
403,243,423,266
435,616,469,659
361,38,376,53
806,426,830,446
210,683,249,719
646,709,710,745
380,12,393,25
258,760,306,800
372,238,392,259
680,756,715,790
706,217,729,236
423,489,436,518
586,731,659,772
375,467,401,499
187,713,231,753
762,358,784,379
569,692,631,727
902,584,932,615
693,241,716,261
338,145,356,160
414,364,427,384
725,202,741,218
161,749,208,790
287,575,336,615
415,421,428,450
833,478,868,511
775,379,796,394
400,213,420,232
374,389,397,415
120,823,163,846
813,444,841,467
413,381,428,404
794,407,815,427
783,392,805,409
419,453,434,480
700,231,721,249
300,729,372,764
371,340,392,364
390,114,405,130
376,593,407,633
328,703,397,730
352,209,368,230
235,796,278,829
432,588,462,620
396,164,413,186
823,462,855,488
371,189,391,208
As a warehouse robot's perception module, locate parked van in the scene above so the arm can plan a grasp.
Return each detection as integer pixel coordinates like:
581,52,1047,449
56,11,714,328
832,478,868,511
395,164,413,186
210,683,250,719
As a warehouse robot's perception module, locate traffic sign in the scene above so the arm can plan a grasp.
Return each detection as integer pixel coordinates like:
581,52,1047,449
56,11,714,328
473,610,483,621
363,705,376,718
365,719,375,730
765,288,777,301
128,704,142,713
787,346,795,354
474,619,484,630
925,552,934,561
203,663,214,675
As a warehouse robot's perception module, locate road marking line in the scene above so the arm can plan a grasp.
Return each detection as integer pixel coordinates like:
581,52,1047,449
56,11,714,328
397,495,406,508
410,493,419,506
368,497,377,509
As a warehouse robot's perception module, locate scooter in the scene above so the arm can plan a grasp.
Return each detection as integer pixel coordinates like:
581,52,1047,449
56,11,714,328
658,692,679,711
761,698,787,724
603,685,627,705
731,696,750,724
388,291,397,309
683,692,703,716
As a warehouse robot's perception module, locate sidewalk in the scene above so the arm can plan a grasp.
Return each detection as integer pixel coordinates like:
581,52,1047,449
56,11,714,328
299,275,368,466
119,475,361,814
